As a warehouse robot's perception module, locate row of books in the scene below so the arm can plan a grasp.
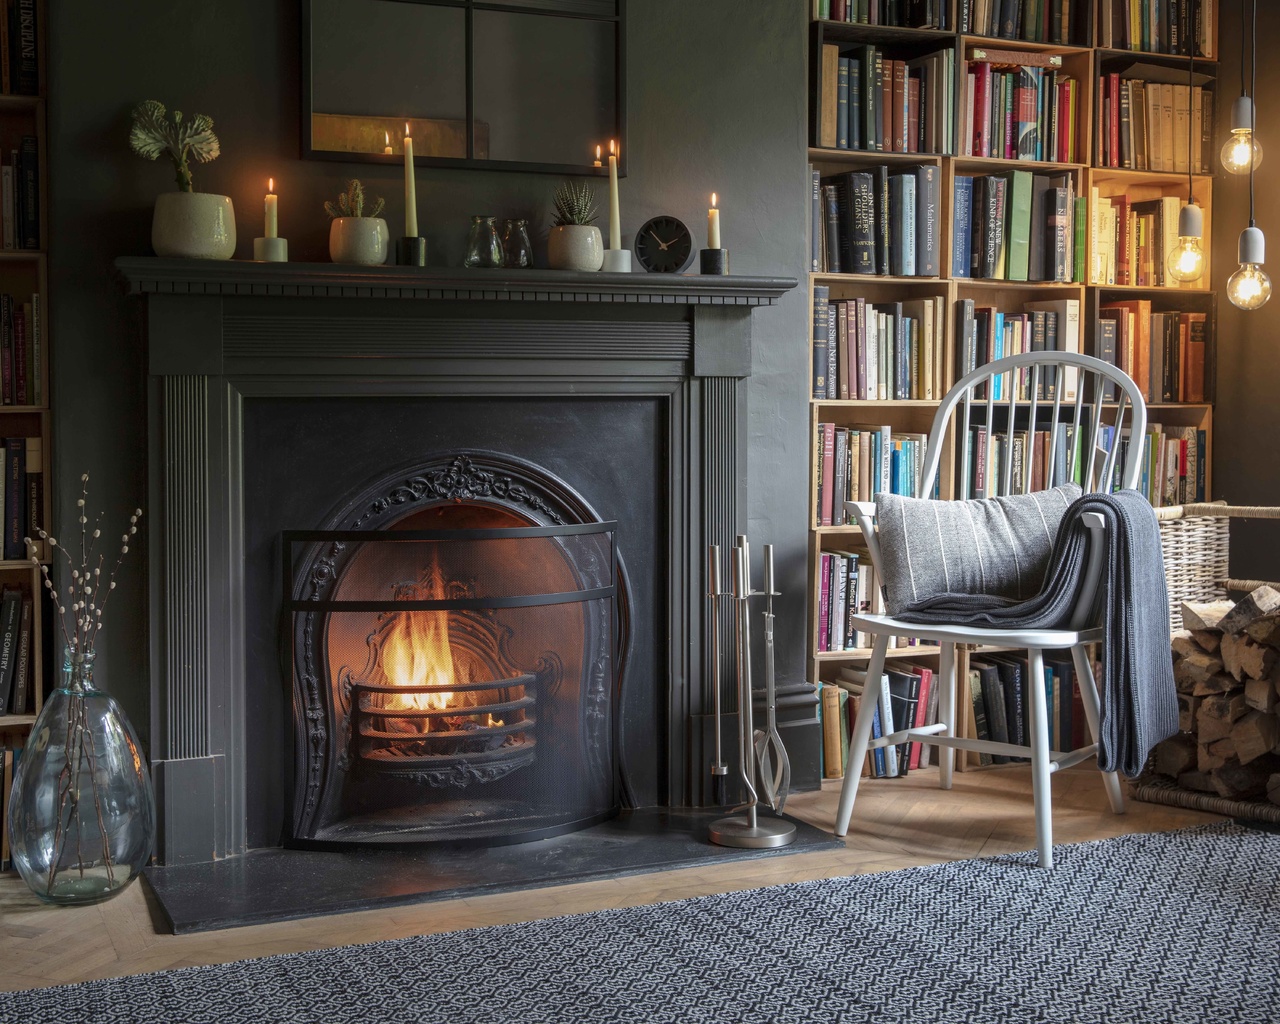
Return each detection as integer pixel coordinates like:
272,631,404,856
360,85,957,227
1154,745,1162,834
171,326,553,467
1098,0,1217,58
2,138,38,251
0,292,40,405
1098,301,1206,404
966,653,1084,766
954,171,1077,282
959,0,1083,44
1096,73,1214,175
810,164,942,276
815,422,937,527
817,44,955,155
817,548,939,653
0,436,43,563
0,743,22,870
811,289,947,401
0,585,33,715
813,0,949,28
956,298,1082,398
820,663,940,779
961,59,1082,164
1090,192,1199,289
0,0,36,96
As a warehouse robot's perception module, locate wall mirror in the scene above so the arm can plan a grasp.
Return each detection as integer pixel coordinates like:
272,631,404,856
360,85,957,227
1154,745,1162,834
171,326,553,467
302,0,626,175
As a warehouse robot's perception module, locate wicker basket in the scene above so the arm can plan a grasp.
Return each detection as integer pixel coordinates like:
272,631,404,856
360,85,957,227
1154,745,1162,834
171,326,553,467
1156,502,1280,633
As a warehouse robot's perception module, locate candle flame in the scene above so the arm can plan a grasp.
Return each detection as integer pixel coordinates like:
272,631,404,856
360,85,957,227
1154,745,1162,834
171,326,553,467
595,144,602,158
268,177,274,194
405,121,411,137
609,139,616,156
712,192,718,208
385,130,390,146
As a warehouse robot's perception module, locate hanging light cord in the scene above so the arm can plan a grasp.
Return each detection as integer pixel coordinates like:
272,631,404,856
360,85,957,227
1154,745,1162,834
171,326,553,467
1250,0,1257,228
1241,0,1247,97
1187,39,1194,204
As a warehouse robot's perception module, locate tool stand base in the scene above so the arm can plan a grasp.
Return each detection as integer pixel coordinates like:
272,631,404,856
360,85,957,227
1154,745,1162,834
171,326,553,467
708,815,796,849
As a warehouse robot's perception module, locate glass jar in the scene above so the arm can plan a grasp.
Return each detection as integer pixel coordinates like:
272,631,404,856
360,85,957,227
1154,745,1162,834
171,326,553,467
7,645,155,905
463,215,504,268
502,218,534,269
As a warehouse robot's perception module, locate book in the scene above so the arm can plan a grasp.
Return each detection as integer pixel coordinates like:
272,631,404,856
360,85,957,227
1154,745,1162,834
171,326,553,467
967,667,994,767
24,435,40,559
972,659,1011,763
0,586,19,712
836,57,851,149
821,683,844,778
9,592,29,714
17,135,36,250
811,286,830,399
13,0,36,96
886,667,919,775
819,44,839,148
915,165,940,277
3,436,21,559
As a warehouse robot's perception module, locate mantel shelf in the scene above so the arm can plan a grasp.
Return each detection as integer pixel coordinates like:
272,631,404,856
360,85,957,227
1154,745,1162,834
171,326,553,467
114,258,798,307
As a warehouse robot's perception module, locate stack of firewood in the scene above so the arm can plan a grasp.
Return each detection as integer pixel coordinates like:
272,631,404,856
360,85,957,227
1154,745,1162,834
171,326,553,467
1155,585,1280,805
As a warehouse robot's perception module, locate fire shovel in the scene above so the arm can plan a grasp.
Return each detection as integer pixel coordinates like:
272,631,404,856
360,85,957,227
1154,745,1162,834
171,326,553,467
753,544,790,812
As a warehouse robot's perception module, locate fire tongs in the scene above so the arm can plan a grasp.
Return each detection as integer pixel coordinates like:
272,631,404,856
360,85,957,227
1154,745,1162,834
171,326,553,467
753,544,791,813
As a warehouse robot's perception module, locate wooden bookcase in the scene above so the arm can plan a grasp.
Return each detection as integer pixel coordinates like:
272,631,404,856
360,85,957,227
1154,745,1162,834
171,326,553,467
0,0,51,763
806,1,1219,773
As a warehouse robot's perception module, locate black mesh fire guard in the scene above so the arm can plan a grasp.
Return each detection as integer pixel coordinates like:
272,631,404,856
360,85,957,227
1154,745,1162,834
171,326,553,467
283,520,619,846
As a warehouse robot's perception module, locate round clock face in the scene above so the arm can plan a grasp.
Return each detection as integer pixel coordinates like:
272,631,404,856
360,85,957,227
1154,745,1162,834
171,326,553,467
635,216,694,273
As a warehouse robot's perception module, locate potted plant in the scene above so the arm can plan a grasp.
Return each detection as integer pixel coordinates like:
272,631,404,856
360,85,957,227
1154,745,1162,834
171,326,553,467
129,100,235,260
324,179,388,265
547,181,603,272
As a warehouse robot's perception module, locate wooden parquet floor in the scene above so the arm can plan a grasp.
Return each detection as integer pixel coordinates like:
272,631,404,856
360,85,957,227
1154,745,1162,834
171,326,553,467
0,766,1220,993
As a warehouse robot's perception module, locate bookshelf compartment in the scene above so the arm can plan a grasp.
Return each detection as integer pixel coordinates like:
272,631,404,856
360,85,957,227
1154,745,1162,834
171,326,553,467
1087,170,1213,288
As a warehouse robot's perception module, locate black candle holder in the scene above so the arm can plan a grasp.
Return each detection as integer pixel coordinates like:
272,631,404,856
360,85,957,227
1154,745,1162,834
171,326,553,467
396,236,427,267
700,248,729,275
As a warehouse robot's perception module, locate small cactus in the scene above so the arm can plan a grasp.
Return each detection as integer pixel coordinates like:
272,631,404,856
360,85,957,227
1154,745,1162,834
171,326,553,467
552,181,599,227
128,100,221,193
324,178,385,220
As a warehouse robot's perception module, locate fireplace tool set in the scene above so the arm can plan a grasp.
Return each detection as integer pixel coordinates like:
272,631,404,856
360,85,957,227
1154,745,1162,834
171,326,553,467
706,537,796,849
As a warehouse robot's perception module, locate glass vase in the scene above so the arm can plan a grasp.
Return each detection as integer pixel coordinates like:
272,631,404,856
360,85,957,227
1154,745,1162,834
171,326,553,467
502,218,534,268
463,215,504,268
7,645,155,905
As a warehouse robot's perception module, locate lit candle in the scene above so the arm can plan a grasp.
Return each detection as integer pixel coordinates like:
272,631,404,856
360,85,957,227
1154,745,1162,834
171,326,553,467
264,178,278,239
608,139,620,250
383,130,392,156
404,121,418,238
708,192,721,250
593,144,602,168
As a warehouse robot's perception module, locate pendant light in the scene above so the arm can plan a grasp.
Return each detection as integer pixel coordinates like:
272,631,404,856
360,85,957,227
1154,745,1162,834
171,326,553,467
1167,41,1206,283
1228,0,1272,311
1222,0,1264,174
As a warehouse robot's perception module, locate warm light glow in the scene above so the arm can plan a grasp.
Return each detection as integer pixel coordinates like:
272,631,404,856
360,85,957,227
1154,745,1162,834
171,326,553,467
1222,130,1263,175
1228,263,1273,309
711,192,718,209
1166,236,1205,283
596,144,601,159
268,177,274,194
381,561,458,712
385,130,390,146
609,138,615,156
405,121,411,138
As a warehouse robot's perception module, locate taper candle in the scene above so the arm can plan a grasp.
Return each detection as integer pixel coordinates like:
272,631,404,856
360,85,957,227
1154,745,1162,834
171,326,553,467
403,121,418,238
264,178,278,239
608,139,621,250
708,193,721,249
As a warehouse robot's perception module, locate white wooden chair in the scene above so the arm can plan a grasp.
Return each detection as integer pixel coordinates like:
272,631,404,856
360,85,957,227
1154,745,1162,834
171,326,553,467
835,351,1147,868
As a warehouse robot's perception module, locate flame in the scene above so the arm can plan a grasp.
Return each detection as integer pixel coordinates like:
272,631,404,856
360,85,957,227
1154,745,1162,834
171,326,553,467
595,144,602,159
382,563,456,712
711,192,718,209
268,177,274,194
609,138,616,156
405,120,411,137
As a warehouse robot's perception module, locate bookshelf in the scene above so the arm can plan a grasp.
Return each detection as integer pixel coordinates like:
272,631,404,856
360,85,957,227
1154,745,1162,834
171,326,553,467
806,0,1219,776
0,0,50,816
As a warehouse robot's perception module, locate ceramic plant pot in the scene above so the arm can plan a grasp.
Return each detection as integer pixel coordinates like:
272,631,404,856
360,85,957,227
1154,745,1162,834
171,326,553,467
151,192,236,260
547,225,603,272
329,217,390,265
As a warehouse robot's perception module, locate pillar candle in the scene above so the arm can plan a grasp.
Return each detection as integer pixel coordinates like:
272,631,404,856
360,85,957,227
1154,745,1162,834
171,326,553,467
404,122,418,238
264,178,278,239
608,139,621,250
708,193,721,250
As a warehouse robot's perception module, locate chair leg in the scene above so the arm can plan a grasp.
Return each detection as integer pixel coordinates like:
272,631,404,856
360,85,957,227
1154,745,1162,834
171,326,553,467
833,633,890,838
1027,648,1054,869
937,642,957,791
1070,643,1126,815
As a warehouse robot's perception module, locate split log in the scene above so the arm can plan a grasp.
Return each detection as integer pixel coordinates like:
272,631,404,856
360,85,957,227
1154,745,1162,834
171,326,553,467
1233,711,1280,765
1181,599,1237,633
1268,773,1280,807
1171,631,1202,659
1208,737,1238,761
1192,672,1242,698
1177,770,1217,793
1190,629,1223,653
1197,693,1249,743
1198,743,1228,773
1211,758,1274,800
1178,694,1203,733
1154,734,1197,778
1244,616,1280,647
1217,586,1280,637
1220,632,1278,682
1245,676,1279,714
1174,649,1225,691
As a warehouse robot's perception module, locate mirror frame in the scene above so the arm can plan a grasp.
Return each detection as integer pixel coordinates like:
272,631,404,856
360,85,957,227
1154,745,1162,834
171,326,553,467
301,0,627,176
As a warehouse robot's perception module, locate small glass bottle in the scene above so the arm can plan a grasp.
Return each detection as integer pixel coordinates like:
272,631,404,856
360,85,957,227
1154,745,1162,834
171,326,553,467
502,219,534,269
463,216,504,268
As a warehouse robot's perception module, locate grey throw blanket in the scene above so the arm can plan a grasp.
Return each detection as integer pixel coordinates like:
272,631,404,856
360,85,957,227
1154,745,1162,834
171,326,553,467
896,489,1177,777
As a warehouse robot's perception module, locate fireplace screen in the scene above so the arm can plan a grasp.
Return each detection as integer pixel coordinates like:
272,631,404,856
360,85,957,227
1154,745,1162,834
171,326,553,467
284,518,619,845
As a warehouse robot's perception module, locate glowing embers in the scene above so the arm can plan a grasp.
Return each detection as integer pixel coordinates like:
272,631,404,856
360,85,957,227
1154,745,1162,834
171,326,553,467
349,561,539,783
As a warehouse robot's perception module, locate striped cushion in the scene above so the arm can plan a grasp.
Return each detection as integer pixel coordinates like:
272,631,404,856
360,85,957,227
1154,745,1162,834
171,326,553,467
874,485,1082,616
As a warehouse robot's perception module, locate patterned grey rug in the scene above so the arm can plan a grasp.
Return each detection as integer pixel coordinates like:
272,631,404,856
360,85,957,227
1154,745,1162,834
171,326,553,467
2,823,1276,1024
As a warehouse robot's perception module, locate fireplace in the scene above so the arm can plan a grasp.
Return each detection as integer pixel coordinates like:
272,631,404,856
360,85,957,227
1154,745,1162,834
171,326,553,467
284,455,623,845
120,260,816,866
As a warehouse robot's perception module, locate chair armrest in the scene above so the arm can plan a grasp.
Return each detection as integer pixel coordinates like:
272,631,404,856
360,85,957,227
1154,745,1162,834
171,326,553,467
843,501,886,581
1067,510,1108,632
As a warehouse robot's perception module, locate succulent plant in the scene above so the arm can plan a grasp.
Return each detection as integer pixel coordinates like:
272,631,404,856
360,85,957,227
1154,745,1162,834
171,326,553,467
324,178,385,220
552,181,599,227
128,100,221,193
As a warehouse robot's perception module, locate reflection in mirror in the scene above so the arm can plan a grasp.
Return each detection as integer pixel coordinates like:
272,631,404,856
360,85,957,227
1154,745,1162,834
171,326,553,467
305,0,623,171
